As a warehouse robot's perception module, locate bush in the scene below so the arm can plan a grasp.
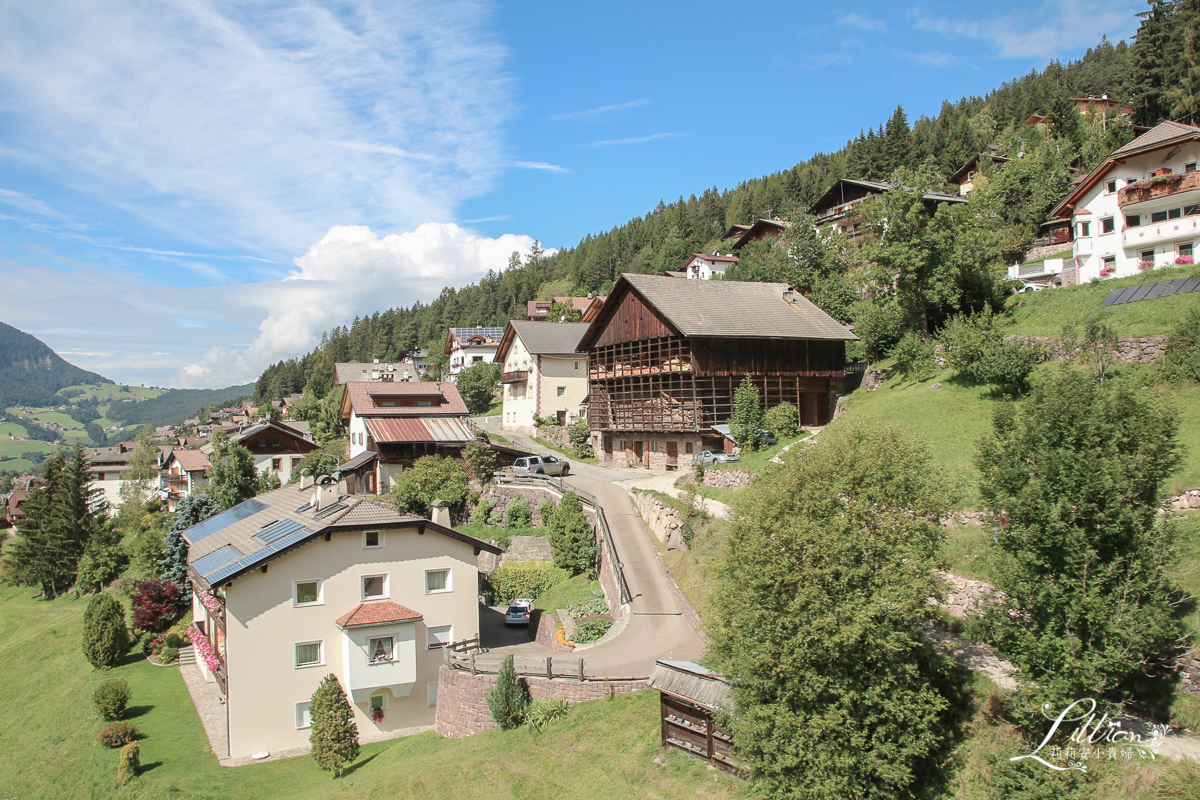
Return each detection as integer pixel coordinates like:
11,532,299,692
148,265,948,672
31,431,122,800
763,402,799,439
528,697,570,728
391,456,469,517
487,502,505,526
82,593,130,670
572,618,613,643
729,375,765,452
117,741,140,786
475,496,497,523
891,332,936,381
505,498,533,529
462,440,498,483
853,299,906,361
94,679,132,721
157,645,179,663
537,499,555,524
1160,306,1200,384
487,655,529,729
487,561,569,603
941,311,1042,393
164,633,183,648
545,492,598,575
568,420,593,459
564,598,609,618
130,579,183,633
99,722,140,748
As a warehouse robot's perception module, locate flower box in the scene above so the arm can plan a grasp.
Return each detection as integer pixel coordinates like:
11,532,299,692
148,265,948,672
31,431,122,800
1176,255,1195,265
1138,260,1154,271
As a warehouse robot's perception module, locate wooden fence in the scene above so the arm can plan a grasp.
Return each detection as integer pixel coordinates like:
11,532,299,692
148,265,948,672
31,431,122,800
447,652,586,681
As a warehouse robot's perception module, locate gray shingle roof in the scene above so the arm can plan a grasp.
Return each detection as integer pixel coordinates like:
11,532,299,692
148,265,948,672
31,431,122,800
619,273,857,341
1111,120,1200,158
509,320,591,354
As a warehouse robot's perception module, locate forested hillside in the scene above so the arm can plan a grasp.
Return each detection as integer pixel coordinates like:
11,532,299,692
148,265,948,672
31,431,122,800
106,384,255,428
0,321,111,408
253,2,1200,403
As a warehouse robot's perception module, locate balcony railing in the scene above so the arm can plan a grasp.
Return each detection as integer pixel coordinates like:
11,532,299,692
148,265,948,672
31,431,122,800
499,370,529,384
1119,172,1200,207
1123,216,1200,249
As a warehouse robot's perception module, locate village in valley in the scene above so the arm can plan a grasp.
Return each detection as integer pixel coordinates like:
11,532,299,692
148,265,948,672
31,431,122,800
4,4,1200,800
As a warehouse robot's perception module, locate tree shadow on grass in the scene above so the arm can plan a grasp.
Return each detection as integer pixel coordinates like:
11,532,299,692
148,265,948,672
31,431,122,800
342,752,380,777
124,705,154,719
139,761,163,774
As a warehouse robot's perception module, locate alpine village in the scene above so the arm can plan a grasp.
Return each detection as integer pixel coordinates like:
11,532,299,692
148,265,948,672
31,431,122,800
8,5,1200,800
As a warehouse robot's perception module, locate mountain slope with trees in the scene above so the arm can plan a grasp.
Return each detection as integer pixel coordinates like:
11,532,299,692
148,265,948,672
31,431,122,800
0,321,112,408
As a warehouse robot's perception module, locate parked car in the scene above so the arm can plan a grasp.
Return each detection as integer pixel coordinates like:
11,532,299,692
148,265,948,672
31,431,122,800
693,450,740,468
511,455,570,476
1015,280,1046,293
505,598,535,627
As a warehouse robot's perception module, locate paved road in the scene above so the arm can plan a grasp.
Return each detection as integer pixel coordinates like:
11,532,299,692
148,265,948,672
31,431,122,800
476,418,706,677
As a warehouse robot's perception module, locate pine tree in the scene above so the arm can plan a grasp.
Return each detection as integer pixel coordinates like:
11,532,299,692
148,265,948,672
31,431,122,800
487,655,529,729
161,493,220,600
75,520,126,594
545,492,597,575
883,105,915,177
729,375,764,452
207,432,259,511
82,593,130,669
309,674,360,782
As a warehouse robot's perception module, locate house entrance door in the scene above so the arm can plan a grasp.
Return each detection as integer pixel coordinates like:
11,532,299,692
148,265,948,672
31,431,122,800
633,441,644,467
665,441,678,469
556,410,567,426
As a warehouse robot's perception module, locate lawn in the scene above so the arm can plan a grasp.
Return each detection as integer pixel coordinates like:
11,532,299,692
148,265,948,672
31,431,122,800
531,434,598,465
469,398,503,418
1004,262,1200,338
57,384,164,401
533,573,601,612
0,583,744,800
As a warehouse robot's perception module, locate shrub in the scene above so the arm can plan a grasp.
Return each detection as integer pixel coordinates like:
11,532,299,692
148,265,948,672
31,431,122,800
487,561,569,603
729,375,765,452
94,679,132,721
528,697,570,728
475,496,497,523
487,655,529,729
164,633,184,648
99,722,139,748
1160,306,1200,384
505,497,533,529
545,492,598,575
537,499,555,524
941,311,1042,393
391,456,469,517
82,593,130,669
116,741,140,786
853,298,906,361
487,502,505,526
309,674,360,779
564,598,609,618
572,618,613,643
568,420,593,459
891,332,936,381
157,645,179,663
462,440,498,483
764,402,799,439
130,579,183,633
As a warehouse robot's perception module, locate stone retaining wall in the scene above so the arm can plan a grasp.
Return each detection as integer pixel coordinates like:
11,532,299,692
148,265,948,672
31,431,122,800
469,485,562,527
629,491,683,545
1170,488,1200,510
434,665,646,738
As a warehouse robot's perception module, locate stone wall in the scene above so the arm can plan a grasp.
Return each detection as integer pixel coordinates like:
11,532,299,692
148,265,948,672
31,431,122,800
469,485,561,526
1003,334,1169,366
434,665,647,738
629,491,684,547
534,425,571,448
1170,489,1200,510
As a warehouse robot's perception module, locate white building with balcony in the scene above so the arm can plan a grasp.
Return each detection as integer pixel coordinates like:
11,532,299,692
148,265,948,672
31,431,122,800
183,480,500,760
1051,121,1200,282
443,327,504,382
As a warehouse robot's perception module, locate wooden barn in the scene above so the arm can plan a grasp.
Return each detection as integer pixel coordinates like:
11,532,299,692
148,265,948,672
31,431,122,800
648,660,739,774
578,273,857,469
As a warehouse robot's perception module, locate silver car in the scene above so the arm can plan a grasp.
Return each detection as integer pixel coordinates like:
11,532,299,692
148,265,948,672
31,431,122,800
505,598,535,626
693,450,740,468
511,455,570,476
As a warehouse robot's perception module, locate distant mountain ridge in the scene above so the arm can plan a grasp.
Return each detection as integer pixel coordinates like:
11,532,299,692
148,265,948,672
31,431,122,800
0,321,112,408
106,384,256,428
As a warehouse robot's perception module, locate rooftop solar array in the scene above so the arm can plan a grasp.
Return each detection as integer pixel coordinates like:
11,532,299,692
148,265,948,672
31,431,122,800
314,502,349,521
253,518,307,546
1101,276,1200,306
192,544,243,578
185,499,269,542
458,327,505,341
204,525,315,585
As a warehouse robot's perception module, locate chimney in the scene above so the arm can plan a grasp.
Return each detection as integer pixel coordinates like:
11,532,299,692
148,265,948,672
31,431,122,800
300,473,315,490
783,287,796,303
314,476,339,511
373,358,379,364
431,500,451,528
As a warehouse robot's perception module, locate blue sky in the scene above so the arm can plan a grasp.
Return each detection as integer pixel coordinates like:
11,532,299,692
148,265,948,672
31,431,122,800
0,0,1142,389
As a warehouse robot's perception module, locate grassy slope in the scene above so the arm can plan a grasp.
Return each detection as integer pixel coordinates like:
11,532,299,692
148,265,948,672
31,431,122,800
0,583,743,800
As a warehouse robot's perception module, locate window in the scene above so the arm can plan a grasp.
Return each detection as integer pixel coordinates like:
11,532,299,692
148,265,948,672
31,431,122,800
1169,207,1183,219
685,442,694,454
295,641,323,667
427,682,438,707
368,636,394,664
364,531,383,549
1142,250,1155,263
417,399,432,407
294,580,321,606
1125,214,1141,227
1100,217,1115,234
651,441,658,453
272,437,280,447
362,574,388,600
472,356,483,363
574,361,580,370
426,568,451,593
427,625,452,650
1078,221,1090,237
1106,180,1118,194
271,458,282,472
1181,244,1194,257
556,386,566,397
1187,162,1197,173
1186,204,1200,216
1102,255,1117,269
1152,210,1168,223
369,694,388,712
296,701,312,729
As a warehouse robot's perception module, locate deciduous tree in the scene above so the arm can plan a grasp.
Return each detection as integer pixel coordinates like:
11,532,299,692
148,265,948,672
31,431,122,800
206,432,258,511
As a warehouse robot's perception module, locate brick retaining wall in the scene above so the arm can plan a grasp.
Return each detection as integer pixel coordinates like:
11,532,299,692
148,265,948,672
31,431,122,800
434,665,647,738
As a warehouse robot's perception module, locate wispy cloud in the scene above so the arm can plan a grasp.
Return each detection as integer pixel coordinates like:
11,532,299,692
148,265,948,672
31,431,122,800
839,13,886,32
0,1,513,255
909,1,1140,60
900,50,966,68
588,133,679,147
800,51,855,68
462,215,512,223
513,161,568,172
552,98,650,120
0,188,62,218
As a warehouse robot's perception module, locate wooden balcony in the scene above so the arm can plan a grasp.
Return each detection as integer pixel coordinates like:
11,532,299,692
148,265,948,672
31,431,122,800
1119,172,1200,208
499,370,528,384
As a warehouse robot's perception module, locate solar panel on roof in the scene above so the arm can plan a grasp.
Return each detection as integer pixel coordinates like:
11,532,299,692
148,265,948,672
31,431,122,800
1182,276,1200,293
192,544,242,577
185,499,269,542
1129,284,1157,303
204,527,315,584
254,518,306,545
314,502,348,520
1101,289,1123,306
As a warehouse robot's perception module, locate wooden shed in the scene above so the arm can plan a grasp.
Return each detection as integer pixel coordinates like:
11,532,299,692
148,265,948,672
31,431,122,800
648,660,740,775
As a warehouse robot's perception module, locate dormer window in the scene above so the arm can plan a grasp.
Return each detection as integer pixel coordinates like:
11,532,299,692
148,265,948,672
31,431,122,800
417,399,432,407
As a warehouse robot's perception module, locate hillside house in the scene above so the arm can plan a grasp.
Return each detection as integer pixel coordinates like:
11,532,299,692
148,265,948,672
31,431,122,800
809,179,967,237
495,321,590,434
1050,120,1200,282
948,151,1013,196
183,480,501,759
5,489,29,531
333,361,421,389
443,327,504,382
525,296,606,321
85,443,168,510
339,381,473,494
721,218,789,250
580,274,857,470
158,449,212,511
199,420,319,483
666,253,739,281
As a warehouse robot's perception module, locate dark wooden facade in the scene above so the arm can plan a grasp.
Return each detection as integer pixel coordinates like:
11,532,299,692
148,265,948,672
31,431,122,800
659,692,739,774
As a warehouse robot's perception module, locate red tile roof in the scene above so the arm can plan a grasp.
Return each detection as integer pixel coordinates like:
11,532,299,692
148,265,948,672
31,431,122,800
171,449,211,472
336,601,423,629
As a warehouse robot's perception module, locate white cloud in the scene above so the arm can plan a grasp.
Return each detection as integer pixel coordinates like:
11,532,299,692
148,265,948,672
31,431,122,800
839,13,886,32
0,188,62,218
513,161,569,172
901,50,966,68
588,133,680,147
909,0,1140,60
552,98,650,120
0,1,513,255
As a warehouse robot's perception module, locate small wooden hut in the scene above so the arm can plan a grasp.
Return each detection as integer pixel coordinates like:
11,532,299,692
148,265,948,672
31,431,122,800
647,660,740,775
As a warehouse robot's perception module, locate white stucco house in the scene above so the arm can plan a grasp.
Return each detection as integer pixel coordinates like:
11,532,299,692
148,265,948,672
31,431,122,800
1050,120,1200,282
443,327,504,382
495,321,590,435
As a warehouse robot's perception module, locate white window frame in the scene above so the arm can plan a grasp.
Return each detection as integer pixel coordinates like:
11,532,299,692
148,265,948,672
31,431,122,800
1106,180,1118,194
427,625,453,651
1100,217,1115,234
296,701,312,729
574,361,580,370
293,579,323,607
369,693,389,712
425,568,452,594
361,573,389,601
1102,255,1117,269
427,682,438,707
363,530,385,549
295,640,324,668
556,386,566,397
368,636,395,665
